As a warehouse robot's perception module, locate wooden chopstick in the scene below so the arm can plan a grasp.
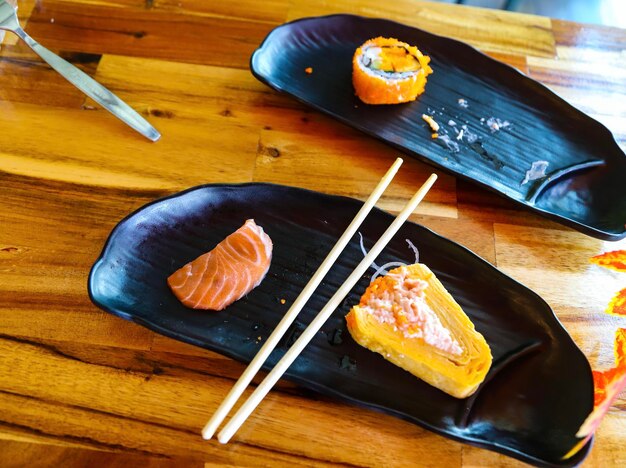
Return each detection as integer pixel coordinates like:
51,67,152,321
216,173,438,444
201,157,404,440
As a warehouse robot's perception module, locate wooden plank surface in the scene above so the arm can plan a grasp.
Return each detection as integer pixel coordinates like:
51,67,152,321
1,0,625,466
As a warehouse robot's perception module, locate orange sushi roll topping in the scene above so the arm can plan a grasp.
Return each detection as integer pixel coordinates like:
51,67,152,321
352,37,433,105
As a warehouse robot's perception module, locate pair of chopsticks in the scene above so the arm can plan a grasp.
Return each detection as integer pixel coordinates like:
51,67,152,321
202,157,437,443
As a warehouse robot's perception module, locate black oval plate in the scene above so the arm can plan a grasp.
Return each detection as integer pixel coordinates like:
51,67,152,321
89,183,593,467
250,14,626,241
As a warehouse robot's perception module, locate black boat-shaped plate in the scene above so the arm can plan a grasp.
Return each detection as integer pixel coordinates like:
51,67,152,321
250,14,626,241
89,183,593,467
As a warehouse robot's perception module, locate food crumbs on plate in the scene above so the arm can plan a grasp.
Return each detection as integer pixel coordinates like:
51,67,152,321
422,114,440,132
257,336,262,341
521,160,549,185
431,133,438,139
459,124,478,143
280,298,286,304
485,116,511,133
457,98,469,108
438,134,460,153
305,67,313,74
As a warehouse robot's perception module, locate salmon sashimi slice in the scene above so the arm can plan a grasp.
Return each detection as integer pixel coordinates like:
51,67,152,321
167,219,273,310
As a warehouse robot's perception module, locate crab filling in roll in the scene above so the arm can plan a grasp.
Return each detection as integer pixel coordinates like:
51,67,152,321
360,45,422,77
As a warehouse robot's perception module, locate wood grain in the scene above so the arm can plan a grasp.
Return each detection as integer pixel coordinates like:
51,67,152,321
25,0,282,68
0,100,258,189
1,0,625,466
0,336,462,466
253,129,458,217
0,43,99,108
0,439,198,468
493,224,626,372
484,51,528,74
287,0,556,58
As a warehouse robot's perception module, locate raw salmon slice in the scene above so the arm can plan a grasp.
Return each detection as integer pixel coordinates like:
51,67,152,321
167,219,272,310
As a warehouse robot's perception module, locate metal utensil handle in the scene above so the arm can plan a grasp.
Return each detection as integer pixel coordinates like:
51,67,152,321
13,27,160,142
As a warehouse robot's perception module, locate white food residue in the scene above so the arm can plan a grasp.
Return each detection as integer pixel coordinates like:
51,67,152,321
358,232,380,271
425,107,511,152
485,117,511,133
422,114,440,132
438,134,460,153
521,160,549,185
358,232,421,283
461,124,478,143
371,261,408,283
406,239,419,263
452,124,478,144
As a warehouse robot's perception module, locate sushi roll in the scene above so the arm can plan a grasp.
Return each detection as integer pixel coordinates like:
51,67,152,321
352,37,433,105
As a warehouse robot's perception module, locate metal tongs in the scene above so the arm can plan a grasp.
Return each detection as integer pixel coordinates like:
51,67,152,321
0,0,160,141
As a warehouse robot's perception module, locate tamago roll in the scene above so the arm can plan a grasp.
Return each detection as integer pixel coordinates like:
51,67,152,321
352,37,433,104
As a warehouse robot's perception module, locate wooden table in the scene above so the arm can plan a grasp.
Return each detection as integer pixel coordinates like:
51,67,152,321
1,0,625,466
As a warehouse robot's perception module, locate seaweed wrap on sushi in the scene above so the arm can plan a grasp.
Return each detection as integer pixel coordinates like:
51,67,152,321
352,37,433,105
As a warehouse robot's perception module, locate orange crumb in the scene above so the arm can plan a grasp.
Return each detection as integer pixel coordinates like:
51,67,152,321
422,114,439,132
431,133,438,139
280,298,286,304
305,67,313,74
